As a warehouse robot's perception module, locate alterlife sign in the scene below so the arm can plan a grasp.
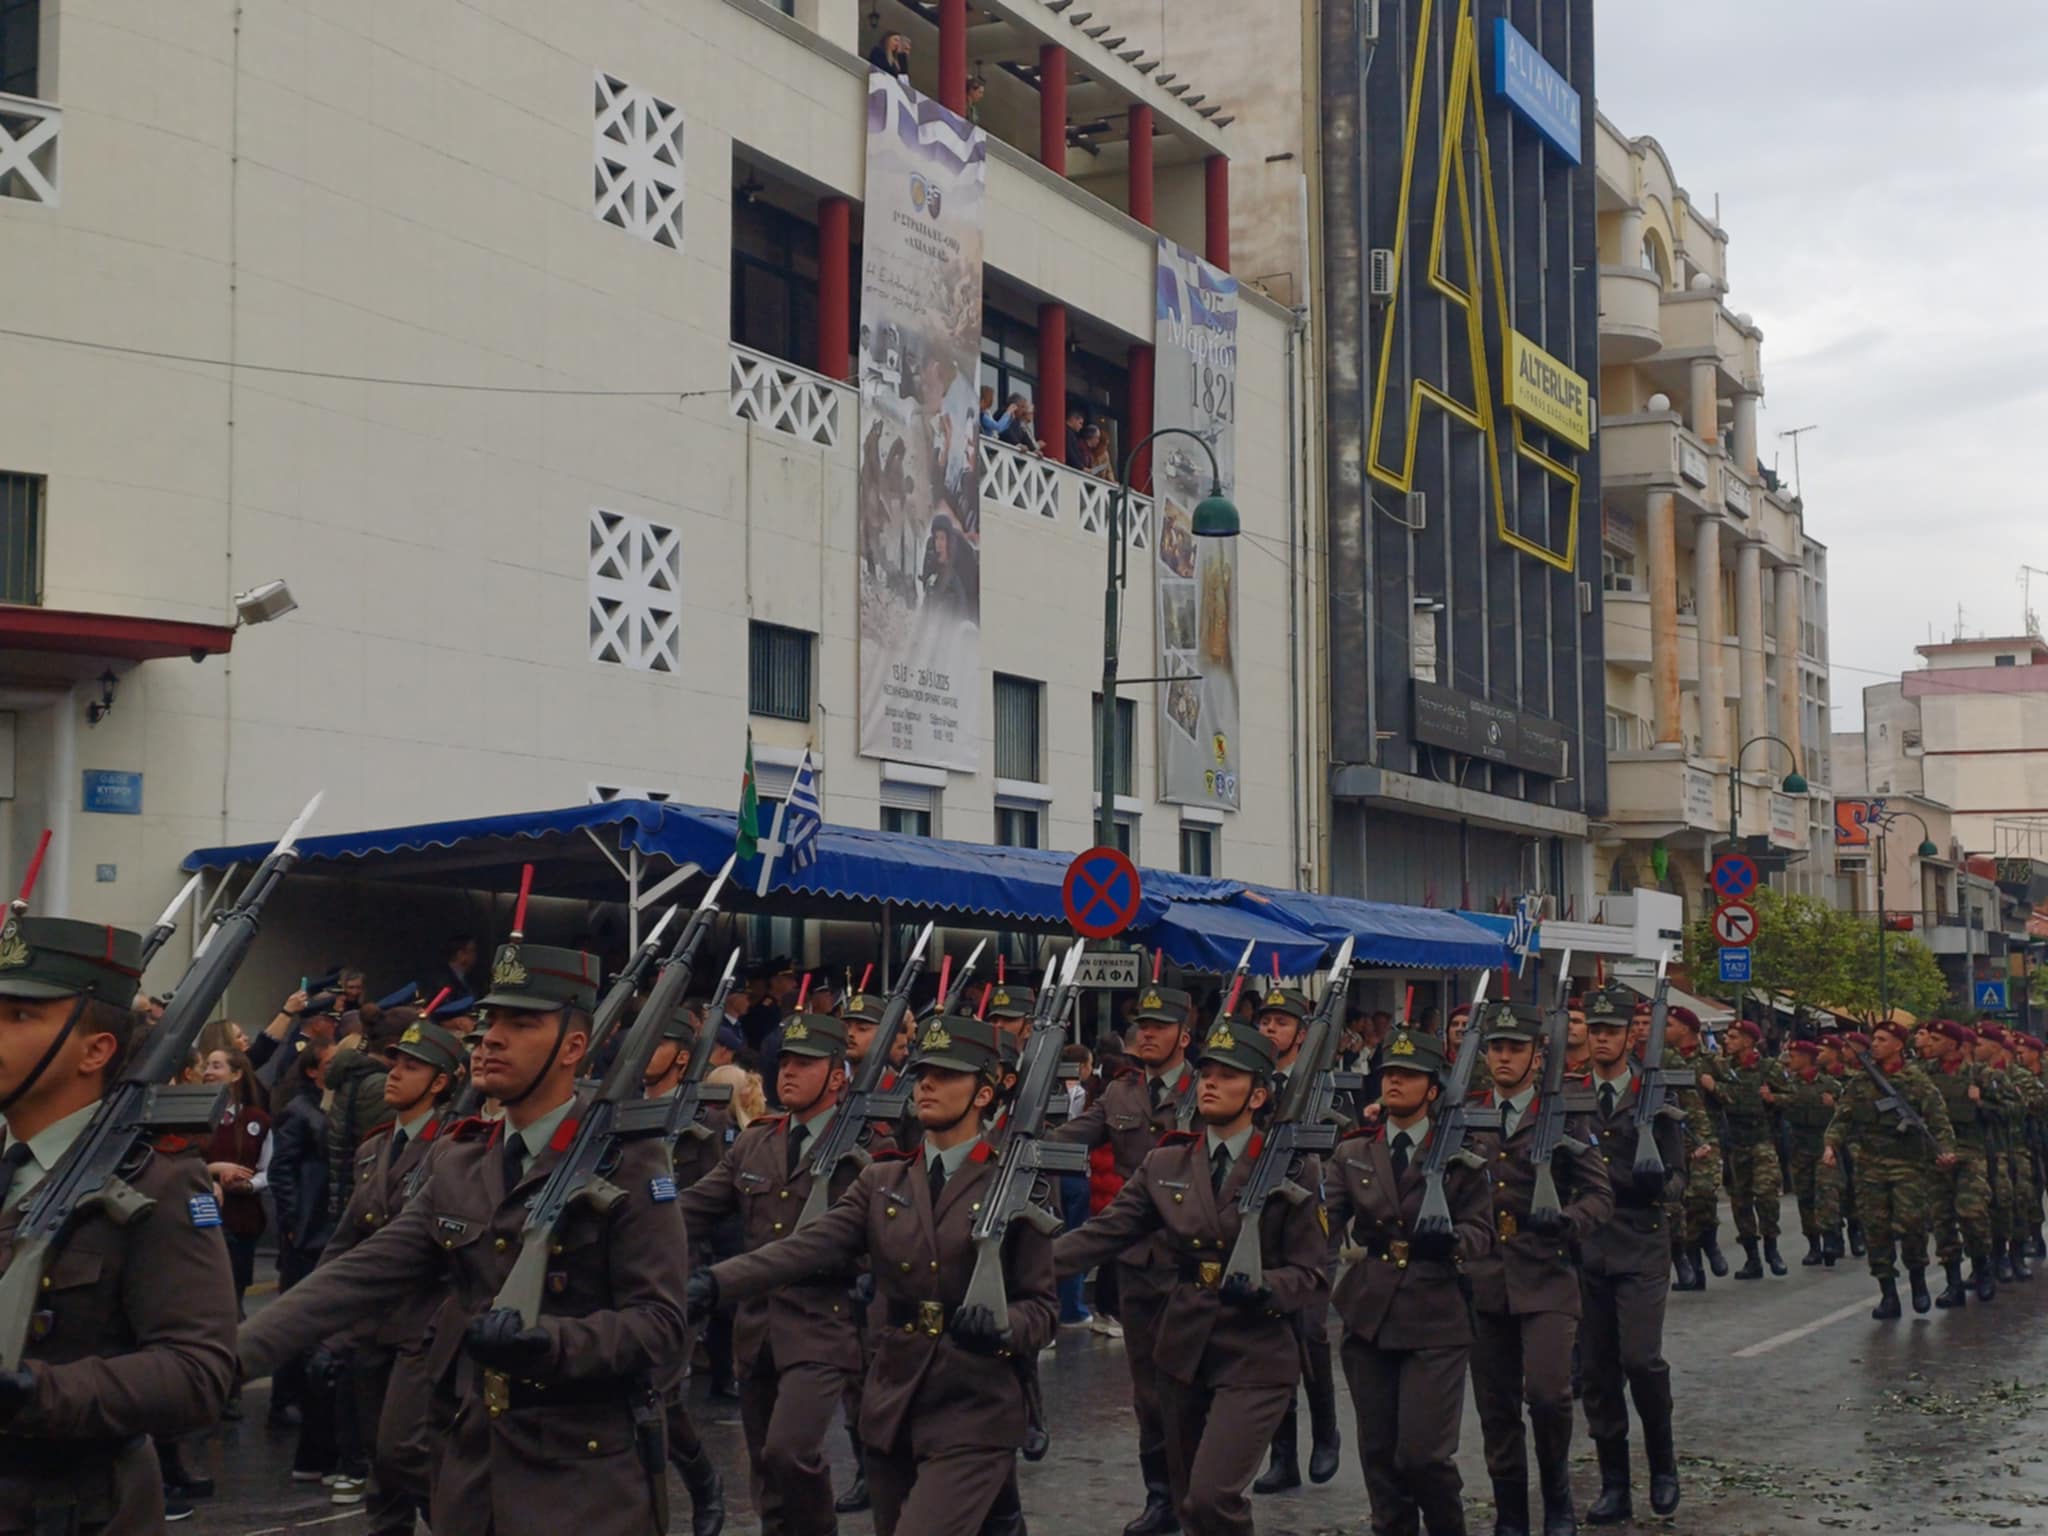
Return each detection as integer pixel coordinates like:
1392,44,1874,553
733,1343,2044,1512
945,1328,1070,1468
1493,18,1581,164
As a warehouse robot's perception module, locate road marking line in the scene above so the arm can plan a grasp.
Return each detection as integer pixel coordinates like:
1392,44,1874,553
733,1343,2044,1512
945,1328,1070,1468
1732,1298,1872,1358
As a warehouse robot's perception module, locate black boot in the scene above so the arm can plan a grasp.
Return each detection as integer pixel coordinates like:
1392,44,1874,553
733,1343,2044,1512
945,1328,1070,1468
1822,1228,1840,1267
1934,1258,1967,1309
1801,1234,1825,1266
1669,1249,1695,1290
1701,1227,1730,1277
1973,1253,1998,1302
1252,1404,1302,1493
2011,1238,2034,1281
1643,1414,1681,1517
1491,1478,1532,1536
1763,1237,1787,1276
2031,1225,2046,1260
835,1455,871,1514
1585,1438,1631,1525
1996,1245,2016,1281
1908,1266,1932,1314
982,1477,1027,1536
1872,1277,1901,1320
1538,1454,1578,1536
675,1444,726,1536
1305,1344,1341,1484
1124,1450,1180,1536
1848,1220,1867,1258
1734,1237,1764,1281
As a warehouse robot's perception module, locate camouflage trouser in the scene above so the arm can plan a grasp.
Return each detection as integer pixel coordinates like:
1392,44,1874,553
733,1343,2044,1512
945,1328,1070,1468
2026,1141,2045,1226
1987,1142,2019,1245
1853,1149,1936,1281
1788,1137,1829,1237
1680,1143,1723,1246
1933,1143,1994,1263
1815,1156,1842,1235
1726,1139,1782,1240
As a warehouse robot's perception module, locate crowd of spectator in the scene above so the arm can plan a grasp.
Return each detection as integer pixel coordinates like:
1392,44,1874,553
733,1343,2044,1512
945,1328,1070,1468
978,389,1118,479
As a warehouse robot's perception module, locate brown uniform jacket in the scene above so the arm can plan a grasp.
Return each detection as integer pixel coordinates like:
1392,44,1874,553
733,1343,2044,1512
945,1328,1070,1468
320,1112,450,1349
0,1138,236,1535
1576,1068,1686,1279
1464,1090,1614,1318
711,1140,1056,1455
1324,1124,1493,1351
239,1111,691,1536
1053,1131,1329,1388
1051,1063,1194,1272
676,1113,864,1376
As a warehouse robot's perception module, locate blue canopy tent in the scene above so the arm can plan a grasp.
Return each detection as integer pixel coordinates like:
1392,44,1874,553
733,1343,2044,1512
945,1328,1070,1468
1229,888,1507,971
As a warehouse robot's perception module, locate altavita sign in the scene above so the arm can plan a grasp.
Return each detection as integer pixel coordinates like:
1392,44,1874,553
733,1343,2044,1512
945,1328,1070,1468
1492,18,1582,163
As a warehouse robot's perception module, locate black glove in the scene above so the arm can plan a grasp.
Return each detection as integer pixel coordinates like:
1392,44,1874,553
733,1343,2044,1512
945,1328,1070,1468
851,1272,876,1307
1217,1272,1272,1311
304,1345,347,1388
1409,1226,1457,1263
948,1303,1005,1356
1525,1204,1565,1236
0,1368,34,1424
685,1270,721,1325
1631,1166,1668,1200
462,1308,552,1374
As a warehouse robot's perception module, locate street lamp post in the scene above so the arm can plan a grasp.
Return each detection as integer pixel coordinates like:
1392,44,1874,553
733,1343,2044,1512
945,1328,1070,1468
1097,428,1240,853
1725,734,1809,1031
1866,806,1938,1023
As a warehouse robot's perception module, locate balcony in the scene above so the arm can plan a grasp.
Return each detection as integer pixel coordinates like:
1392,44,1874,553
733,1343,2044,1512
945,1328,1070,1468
1656,292,1760,390
1597,413,1716,508
1598,265,1662,363
1605,753,1809,850
0,92,59,206
728,343,847,449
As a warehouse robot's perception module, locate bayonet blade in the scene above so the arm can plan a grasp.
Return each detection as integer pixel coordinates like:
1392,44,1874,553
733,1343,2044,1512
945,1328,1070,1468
151,873,204,934
277,792,324,857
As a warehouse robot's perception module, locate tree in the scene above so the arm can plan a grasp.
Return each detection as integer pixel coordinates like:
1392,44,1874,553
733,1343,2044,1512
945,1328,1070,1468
1685,887,1953,1025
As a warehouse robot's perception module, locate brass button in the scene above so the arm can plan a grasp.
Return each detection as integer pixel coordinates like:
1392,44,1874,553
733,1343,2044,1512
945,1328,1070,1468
900,1261,912,1272
550,1243,562,1256
886,1206,898,1218
587,1439,599,1453
972,1202,982,1213
494,1238,508,1252
1172,1193,1184,1204
780,1189,790,1200
773,1222,785,1233
929,1261,938,1271
1191,1238,1203,1249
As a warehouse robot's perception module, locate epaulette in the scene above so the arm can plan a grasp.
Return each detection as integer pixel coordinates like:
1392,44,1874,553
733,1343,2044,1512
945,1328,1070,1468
1339,1123,1379,1144
1158,1130,1200,1147
358,1122,395,1148
445,1115,496,1142
969,1140,995,1164
1114,1064,1143,1082
870,1147,915,1163
151,1132,195,1156
547,1118,580,1154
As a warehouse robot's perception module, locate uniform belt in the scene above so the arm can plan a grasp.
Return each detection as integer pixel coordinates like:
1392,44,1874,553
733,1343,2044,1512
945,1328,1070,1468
883,1298,958,1336
1176,1259,1228,1289
481,1374,639,1415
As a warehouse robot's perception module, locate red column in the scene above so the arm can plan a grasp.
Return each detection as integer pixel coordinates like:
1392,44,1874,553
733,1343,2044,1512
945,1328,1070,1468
1037,302,1067,446
1204,154,1230,272
1126,344,1155,493
1039,44,1068,173
1127,104,1154,227
939,0,967,114
815,196,851,381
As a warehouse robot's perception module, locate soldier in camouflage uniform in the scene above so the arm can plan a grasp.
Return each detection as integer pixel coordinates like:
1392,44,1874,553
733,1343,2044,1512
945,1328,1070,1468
1780,1039,1840,1266
1977,1027,2035,1282
1714,1020,1788,1279
1823,1023,1957,1319
1913,1021,1997,1307
1664,1007,1728,1285
1814,1036,1851,1256
2012,1034,2048,1257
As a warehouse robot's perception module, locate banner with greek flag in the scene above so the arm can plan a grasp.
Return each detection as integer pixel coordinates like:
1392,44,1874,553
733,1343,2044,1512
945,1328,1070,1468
755,748,823,897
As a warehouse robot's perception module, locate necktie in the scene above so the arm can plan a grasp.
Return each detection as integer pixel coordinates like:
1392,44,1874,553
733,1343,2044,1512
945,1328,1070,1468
1600,1083,1617,1118
501,1131,526,1189
1501,1102,1518,1139
1148,1076,1165,1112
787,1122,810,1180
1391,1131,1412,1178
1210,1144,1232,1194
927,1155,947,1207
391,1127,409,1161
0,1141,31,1203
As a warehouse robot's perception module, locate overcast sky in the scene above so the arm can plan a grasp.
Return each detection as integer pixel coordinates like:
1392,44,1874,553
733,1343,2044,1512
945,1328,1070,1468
1594,2,2048,732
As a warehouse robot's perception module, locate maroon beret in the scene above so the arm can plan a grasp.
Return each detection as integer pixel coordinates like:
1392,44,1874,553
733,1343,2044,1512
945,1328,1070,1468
1668,1006,1701,1029
1935,1020,1978,1047
1733,1019,1762,1042
1979,1024,2009,1046
1839,1031,1872,1049
1786,1039,1820,1056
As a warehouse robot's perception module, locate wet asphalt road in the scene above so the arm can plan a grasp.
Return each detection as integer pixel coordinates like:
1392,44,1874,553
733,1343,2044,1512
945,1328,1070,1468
191,1195,2048,1536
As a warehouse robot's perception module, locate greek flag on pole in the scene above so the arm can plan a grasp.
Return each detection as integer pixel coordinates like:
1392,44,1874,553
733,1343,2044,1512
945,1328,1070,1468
755,749,823,897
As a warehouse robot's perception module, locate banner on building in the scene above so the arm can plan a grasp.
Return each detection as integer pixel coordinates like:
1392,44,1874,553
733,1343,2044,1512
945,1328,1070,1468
856,71,987,772
1152,238,1240,810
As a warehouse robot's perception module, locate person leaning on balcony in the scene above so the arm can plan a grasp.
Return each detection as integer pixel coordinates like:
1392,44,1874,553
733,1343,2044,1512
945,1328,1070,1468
869,33,911,78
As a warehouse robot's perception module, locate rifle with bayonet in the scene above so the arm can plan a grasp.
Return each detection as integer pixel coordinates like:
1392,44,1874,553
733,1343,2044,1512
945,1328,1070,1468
1222,937,1356,1289
0,793,324,1370
940,939,988,1014
960,944,1091,1331
139,871,205,971
1844,1038,1934,1146
656,949,743,1143
1412,969,1501,1244
793,921,934,1228
1526,947,1589,1231
1629,951,1696,1196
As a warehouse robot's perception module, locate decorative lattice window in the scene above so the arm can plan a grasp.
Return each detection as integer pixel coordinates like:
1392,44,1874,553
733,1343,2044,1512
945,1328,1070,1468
594,71,684,250
589,509,681,672
589,784,675,804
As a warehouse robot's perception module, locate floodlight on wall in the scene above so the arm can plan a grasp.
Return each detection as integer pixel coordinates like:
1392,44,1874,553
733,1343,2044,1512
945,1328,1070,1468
234,579,298,628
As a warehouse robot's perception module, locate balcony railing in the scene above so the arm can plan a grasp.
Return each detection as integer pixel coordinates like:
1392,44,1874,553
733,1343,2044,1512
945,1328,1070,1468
981,438,1059,521
0,92,59,206
728,343,846,448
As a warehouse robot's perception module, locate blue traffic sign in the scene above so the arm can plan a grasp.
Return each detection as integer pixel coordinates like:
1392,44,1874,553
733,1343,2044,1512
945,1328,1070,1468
1974,980,2009,1012
1062,846,1143,940
1711,854,1758,902
1719,947,1752,985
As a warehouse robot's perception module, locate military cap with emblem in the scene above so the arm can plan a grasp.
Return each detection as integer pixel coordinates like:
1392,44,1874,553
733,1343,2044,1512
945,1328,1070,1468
1133,985,1192,1025
777,1011,848,1059
0,915,145,1002
387,1018,467,1077
1581,988,1630,1027
660,1001,703,1044
1379,1025,1448,1079
985,984,1036,1021
1195,1016,1278,1077
841,991,888,1022
477,942,600,1013
1254,987,1308,1022
909,1013,1004,1078
1478,1001,1543,1043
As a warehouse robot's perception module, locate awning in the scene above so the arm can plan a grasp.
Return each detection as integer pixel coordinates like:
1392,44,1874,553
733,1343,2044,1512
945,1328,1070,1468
1151,898,1330,976
1230,889,1507,970
1615,973,1734,1025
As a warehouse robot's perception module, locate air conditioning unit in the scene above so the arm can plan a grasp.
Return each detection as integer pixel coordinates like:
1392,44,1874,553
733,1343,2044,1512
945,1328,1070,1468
1364,0,1381,43
1369,248,1395,299
1407,489,1426,528
1578,580,1593,615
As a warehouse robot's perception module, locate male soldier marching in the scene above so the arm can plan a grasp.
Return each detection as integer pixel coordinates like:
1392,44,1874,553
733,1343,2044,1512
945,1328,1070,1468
1576,989,1684,1524
1714,1020,1788,1279
240,939,691,1535
1780,1039,1840,1266
1325,1024,1492,1536
1914,1020,1997,1307
1051,983,1199,1536
691,1014,1057,1536
1467,1001,1614,1536
0,915,237,1531
677,1009,862,1536
1663,1008,1727,1286
1977,1027,2035,1281
1056,1017,1331,1536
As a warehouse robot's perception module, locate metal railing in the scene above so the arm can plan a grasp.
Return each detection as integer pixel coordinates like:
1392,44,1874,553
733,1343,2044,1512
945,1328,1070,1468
0,91,58,206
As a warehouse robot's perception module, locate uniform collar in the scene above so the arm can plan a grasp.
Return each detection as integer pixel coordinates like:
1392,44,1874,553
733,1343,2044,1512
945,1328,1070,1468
1501,1085,1537,1119
505,1095,576,1161
1591,1061,1633,1089
1386,1113,1430,1148
923,1136,977,1177
793,1102,839,1141
1204,1124,1254,1162
21,1100,99,1178
395,1105,437,1141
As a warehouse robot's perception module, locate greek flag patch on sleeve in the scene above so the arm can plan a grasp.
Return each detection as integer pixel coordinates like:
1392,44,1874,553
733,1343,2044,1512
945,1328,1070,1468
649,1175,678,1203
188,1194,223,1229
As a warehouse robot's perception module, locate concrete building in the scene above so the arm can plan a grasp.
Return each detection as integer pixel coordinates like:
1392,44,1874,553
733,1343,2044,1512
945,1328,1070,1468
1590,112,1832,921
0,0,1317,984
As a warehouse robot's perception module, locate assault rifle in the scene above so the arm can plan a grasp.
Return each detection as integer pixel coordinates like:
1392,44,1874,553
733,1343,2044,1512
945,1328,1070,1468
491,855,734,1326
1223,936,1357,1289
940,939,988,1014
1844,1038,1934,1146
960,944,1091,1331
1526,947,1587,1229
654,949,743,1143
794,922,934,1228
1412,969,1501,1244
1629,951,1696,1196
0,794,324,1370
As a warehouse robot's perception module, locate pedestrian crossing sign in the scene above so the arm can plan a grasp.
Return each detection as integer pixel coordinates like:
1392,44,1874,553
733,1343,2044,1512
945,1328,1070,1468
1974,980,2008,1011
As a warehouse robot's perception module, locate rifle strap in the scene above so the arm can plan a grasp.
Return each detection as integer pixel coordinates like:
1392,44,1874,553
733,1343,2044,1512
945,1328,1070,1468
0,995,87,1116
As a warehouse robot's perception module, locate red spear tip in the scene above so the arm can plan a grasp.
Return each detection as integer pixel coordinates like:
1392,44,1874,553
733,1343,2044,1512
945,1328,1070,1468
977,981,993,1020
858,962,874,994
1151,948,1164,983
796,972,812,1011
424,986,453,1015
15,828,52,909
937,955,953,1007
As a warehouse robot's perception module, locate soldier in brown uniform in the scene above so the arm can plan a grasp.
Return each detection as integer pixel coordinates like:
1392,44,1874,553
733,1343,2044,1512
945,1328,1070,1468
1467,1002,1614,1536
1325,1025,1493,1536
1050,985,1199,1536
677,1011,861,1536
691,1015,1057,1536
1055,1018,1331,1536
0,916,238,1533
239,941,691,1536
323,1016,465,1536
1576,990,1684,1524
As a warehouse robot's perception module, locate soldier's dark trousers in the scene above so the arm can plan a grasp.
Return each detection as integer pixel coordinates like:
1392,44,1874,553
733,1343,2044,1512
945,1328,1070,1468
1118,1261,1174,1457
1341,1336,1469,1536
1158,1374,1295,1536
1470,1310,1576,1489
866,1430,1014,1536
354,1343,433,1536
1577,1269,1672,1443
739,1351,852,1536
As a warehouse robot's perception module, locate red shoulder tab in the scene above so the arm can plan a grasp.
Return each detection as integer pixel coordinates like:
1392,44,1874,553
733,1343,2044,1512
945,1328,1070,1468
871,1147,915,1163
421,1117,445,1144
968,1139,995,1164
1157,1130,1200,1148
152,1132,193,1154
1246,1132,1265,1160
757,1114,789,1130
548,1117,580,1154
446,1115,496,1142
1339,1124,1379,1144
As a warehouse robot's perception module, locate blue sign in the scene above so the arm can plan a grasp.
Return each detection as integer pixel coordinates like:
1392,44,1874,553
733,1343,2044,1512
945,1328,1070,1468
1718,947,1752,985
1493,18,1583,164
1975,980,2009,1012
81,770,143,816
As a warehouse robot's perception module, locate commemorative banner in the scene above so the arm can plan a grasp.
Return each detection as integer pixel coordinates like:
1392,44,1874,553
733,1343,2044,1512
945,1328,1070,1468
1152,238,1240,810
856,70,987,772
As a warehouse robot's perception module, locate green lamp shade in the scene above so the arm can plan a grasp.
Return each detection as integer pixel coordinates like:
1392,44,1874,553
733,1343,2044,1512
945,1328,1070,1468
1917,839,1940,859
1191,491,1241,538
1780,770,1809,796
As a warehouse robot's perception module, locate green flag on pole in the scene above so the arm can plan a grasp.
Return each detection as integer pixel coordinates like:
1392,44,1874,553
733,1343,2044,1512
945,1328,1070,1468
736,730,760,862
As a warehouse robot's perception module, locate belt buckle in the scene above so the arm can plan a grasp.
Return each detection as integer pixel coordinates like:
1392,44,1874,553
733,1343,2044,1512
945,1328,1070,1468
1198,1261,1222,1289
1389,1239,1411,1269
483,1368,511,1420
1498,1211,1518,1240
918,1300,945,1336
